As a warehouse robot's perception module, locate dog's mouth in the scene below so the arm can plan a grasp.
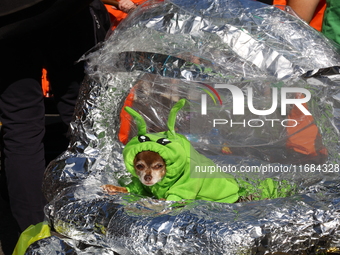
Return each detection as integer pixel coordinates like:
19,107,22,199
142,181,156,186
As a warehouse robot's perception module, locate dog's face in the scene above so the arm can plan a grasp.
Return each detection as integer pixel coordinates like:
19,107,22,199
133,151,166,186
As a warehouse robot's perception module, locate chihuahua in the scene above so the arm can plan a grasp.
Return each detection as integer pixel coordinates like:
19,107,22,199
101,150,166,195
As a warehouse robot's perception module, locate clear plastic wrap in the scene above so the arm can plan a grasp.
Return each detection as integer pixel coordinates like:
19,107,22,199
37,0,340,254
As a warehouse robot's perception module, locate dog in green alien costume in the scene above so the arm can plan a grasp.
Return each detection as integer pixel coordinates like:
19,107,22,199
102,98,240,203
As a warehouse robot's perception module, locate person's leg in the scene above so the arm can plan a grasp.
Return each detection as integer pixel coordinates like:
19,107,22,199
0,43,46,232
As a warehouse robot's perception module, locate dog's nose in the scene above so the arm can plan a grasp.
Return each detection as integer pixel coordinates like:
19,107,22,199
144,175,152,182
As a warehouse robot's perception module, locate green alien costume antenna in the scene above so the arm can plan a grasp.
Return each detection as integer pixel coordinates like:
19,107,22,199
123,98,186,138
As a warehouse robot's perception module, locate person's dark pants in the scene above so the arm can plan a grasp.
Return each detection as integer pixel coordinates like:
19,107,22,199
0,43,46,232
0,3,108,233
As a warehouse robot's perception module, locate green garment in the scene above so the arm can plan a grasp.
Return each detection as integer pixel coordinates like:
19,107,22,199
122,99,240,203
322,0,340,46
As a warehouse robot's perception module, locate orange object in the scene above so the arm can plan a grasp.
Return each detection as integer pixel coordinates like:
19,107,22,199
104,0,147,30
105,4,128,30
285,93,327,159
118,88,135,144
41,68,51,97
273,0,326,31
221,143,232,155
309,0,326,32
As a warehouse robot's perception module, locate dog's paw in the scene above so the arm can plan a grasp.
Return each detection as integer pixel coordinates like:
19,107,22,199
101,184,128,195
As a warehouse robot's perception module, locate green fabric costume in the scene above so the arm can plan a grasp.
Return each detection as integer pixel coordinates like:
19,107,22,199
322,0,340,46
122,99,240,203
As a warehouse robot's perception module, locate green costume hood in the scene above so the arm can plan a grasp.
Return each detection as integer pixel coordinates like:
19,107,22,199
123,99,188,183
122,99,240,203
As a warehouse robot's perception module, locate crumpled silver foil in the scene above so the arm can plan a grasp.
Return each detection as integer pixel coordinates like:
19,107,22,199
25,235,118,254
34,0,340,254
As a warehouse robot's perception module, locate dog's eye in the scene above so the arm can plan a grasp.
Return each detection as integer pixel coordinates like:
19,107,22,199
136,164,145,170
138,135,151,143
156,138,171,145
153,164,164,170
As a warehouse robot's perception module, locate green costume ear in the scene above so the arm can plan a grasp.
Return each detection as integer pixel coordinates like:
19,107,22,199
124,98,187,137
124,106,147,135
167,99,187,138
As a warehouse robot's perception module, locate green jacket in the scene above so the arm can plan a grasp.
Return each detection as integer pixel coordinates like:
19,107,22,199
322,0,340,46
122,99,240,203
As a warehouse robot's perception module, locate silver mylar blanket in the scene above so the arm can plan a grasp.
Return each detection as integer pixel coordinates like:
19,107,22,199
32,0,340,254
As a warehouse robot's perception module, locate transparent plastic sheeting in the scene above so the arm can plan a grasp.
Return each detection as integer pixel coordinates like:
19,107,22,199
35,0,340,254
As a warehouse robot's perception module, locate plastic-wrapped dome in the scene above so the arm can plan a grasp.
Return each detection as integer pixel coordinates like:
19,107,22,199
35,0,340,254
